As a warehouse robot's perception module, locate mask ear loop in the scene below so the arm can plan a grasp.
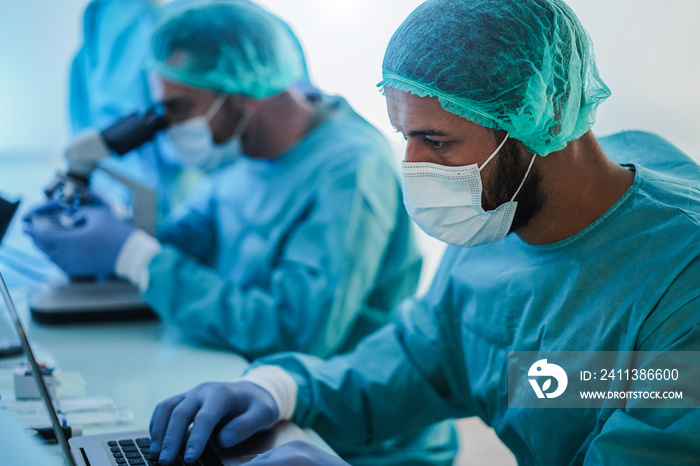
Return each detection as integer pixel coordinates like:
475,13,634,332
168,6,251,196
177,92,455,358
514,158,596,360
231,108,254,140
204,94,228,122
478,133,510,172
207,95,254,144
510,153,537,202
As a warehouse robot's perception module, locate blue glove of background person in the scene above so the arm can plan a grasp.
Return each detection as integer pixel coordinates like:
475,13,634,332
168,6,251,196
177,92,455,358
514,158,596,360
248,440,349,465
149,382,279,465
23,200,134,277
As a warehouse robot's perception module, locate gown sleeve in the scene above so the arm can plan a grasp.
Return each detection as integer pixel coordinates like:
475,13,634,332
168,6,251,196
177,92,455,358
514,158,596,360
254,248,474,445
144,156,410,360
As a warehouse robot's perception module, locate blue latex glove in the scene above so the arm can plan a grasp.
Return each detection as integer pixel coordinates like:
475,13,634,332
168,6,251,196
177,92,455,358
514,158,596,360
149,382,279,465
248,440,349,465
22,201,134,277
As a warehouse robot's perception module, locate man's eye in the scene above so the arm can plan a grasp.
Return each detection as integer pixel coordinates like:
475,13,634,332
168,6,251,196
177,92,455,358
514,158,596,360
425,138,446,150
170,105,190,117
162,101,192,119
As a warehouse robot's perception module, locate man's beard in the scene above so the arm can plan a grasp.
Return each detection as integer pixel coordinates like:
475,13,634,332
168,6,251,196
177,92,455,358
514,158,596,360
482,131,545,233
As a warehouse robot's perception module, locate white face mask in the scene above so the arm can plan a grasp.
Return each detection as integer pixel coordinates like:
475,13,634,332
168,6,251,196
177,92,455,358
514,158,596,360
165,94,252,172
401,134,537,248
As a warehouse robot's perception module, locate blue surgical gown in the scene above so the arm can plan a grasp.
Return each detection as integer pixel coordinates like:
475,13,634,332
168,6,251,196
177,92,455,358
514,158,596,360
255,131,700,465
146,95,422,359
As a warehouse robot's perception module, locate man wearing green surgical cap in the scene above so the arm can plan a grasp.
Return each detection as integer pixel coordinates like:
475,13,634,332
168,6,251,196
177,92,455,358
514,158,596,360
70,0,276,223
145,0,700,464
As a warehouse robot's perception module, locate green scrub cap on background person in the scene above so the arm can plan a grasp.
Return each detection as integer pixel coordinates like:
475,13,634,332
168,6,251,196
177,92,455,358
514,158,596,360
378,0,611,156
150,0,308,99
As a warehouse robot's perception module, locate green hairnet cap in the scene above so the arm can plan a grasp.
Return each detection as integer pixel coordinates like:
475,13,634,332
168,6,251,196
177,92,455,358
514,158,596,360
379,0,611,156
151,1,308,99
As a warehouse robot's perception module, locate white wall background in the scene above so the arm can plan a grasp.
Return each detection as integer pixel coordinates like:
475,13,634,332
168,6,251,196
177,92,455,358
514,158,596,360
2,0,699,158
2,0,699,290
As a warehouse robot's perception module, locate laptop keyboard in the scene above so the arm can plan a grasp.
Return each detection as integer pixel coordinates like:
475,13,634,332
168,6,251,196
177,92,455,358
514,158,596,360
107,437,224,466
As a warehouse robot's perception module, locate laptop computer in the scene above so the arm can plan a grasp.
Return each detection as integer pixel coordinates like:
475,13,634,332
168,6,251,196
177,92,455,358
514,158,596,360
0,271,312,466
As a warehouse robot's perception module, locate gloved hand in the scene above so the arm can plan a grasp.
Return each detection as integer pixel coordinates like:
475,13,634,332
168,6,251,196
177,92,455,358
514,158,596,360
149,382,279,465
23,200,134,277
248,440,349,465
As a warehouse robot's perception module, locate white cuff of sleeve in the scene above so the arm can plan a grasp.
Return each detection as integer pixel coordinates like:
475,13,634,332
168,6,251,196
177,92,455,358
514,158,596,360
238,366,298,422
115,229,162,292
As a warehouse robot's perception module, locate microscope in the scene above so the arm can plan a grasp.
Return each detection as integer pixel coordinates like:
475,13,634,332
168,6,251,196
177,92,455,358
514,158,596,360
28,108,169,323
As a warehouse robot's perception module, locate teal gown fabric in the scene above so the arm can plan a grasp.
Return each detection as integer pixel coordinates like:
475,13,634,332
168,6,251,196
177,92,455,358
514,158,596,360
254,131,700,465
146,95,422,359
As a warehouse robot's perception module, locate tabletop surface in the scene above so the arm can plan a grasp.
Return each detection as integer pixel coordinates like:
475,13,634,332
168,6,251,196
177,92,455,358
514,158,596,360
0,299,251,433
0,153,330,462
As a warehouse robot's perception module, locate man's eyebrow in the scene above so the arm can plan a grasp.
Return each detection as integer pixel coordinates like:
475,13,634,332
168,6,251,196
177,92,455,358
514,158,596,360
161,97,190,108
406,129,449,137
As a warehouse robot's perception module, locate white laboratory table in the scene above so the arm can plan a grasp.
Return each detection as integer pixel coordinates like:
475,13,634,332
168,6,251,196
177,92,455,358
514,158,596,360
0,283,330,463
1,298,250,434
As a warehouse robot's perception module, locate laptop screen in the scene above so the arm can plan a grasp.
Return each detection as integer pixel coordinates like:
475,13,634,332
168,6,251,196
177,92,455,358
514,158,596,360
0,271,77,466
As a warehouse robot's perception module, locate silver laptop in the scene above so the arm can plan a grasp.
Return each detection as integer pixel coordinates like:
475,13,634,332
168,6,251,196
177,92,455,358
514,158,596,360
0,271,311,466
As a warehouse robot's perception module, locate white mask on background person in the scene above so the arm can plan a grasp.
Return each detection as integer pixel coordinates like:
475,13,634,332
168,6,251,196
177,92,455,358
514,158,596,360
400,134,537,248
165,94,252,172
199,108,253,172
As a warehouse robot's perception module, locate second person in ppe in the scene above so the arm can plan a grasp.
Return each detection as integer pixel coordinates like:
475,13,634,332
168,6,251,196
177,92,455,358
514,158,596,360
69,0,311,221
